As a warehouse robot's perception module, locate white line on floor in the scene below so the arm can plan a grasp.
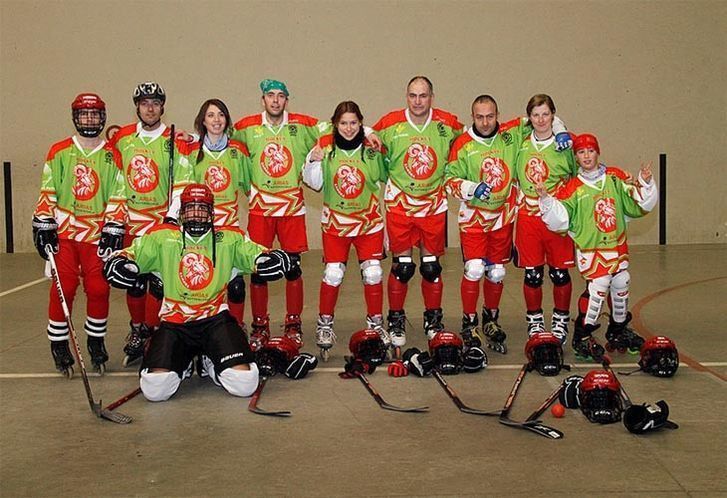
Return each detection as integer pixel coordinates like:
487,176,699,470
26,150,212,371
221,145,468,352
0,277,47,298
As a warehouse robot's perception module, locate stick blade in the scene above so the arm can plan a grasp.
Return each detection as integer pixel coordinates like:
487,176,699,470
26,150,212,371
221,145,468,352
249,406,292,417
381,403,429,413
499,418,563,439
99,408,133,424
460,406,501,417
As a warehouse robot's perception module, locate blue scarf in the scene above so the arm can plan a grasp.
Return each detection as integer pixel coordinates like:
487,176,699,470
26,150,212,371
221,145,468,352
204,134,228,152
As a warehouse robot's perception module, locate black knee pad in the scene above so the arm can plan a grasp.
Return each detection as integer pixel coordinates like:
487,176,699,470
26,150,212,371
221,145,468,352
549,267,571,287
227,275,246,303
419,256,442,283
148,274,164,300
250,272,267,285
392,256,416,283
524,266,544,288
284,252,302,281
127,274,148,298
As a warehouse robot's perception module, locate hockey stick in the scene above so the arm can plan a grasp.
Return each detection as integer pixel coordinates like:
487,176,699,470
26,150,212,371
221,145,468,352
248,377,291,417
46,249,132,424
167,124,175,208
432,370,500,416
104,387,142,412
355,372,429,413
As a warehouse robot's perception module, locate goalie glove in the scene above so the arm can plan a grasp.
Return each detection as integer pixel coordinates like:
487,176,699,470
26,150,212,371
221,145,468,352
97,221,125,261
254,250,292,282
285,352,318,380
103,256,140,289
623,400,679,434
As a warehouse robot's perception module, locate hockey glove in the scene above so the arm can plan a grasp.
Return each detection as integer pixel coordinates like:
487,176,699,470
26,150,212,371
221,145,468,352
555,132,573,152
148,273,164,300
339,356,372,379
559,374,583,409
254,250,292,282
387,360,409,377
103,256,140,289
97,221,125,261
32,216,59,260
623,400,678,434
473,182,493,201
462,346,488,373
403,348,434,377
285,352,318,380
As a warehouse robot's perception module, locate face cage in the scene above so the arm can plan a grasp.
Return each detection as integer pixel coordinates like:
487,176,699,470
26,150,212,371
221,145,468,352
433,345,463,375
181,202,213,237
531,344,563,376
256,348,290,377
580,389,623,424
356,338,386,367
641,350,679,378
72,109,106,138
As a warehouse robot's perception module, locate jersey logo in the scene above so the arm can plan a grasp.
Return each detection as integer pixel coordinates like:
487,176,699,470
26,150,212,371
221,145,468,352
127,154,159,193
260,142,292,178
205,164,231,192
179,252,213,290
525,157,550,185
334,164,365,199
480,157,510,193
403,142,437,180
594,197,617,233
72,163,99,201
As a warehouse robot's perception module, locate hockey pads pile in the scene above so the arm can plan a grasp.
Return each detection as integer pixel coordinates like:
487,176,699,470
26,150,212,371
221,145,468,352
96,221,125,260
32,216,59,260
103,256,140,289
254,250,293,281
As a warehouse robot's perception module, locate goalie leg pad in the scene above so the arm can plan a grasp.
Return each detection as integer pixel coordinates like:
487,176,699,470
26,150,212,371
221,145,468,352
585,275,611,325
609,270,630,323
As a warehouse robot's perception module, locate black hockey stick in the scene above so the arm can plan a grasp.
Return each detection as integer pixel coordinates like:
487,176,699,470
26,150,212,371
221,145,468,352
167,124,175,208
47,249,132,424
355,372,429,413
104,387,142,412
432,370,500,416
248,377,291,417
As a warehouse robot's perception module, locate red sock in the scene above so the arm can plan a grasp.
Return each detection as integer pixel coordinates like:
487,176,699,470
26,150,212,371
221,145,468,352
228,302,244,325
421,279,443,309
145,294,162,328
126,294,146,324
364,283,383,316
460,277,480,315
286,277,303,316
483,279,504,310
388,272,408,311
250,282,268,319
319,282,340,316
578,288,590,315
553,281,572,311
523,284,543,312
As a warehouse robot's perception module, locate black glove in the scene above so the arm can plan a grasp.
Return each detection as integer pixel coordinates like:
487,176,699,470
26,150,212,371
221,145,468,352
339,356,372,379
403,348,434,377
463,347,487,373
559,375,583,409
623,400,678,434
148,273,164,300
103,256,140,289
254,250,292,282
32,216,58,260
285,352,318,380
97,221,125,260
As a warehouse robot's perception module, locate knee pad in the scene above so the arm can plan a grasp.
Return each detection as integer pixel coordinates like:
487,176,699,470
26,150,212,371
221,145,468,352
585,275,611,325
322,262,346,287
609,270,630,321
148,273,164,300
524,266,544,288
419,255,442,283
392,256,416,283
486,264,506,284
140,369,181,402
227,275,246,303
284,253,302,281
250,272,268,285
548,267,571,287
218,363,259,397
127,274,148,298
360,260,383,286
463,259,486,282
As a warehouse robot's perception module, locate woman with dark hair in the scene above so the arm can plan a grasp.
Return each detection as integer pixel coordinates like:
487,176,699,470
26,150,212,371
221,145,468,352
186,99,251,328
303,101,388,360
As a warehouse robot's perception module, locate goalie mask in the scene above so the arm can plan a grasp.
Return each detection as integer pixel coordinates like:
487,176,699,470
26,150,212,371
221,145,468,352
428,331,464,375
525,332,564,376
133,81,166,105
639,336,679,378
579,369,623,424
180,184,214,237
71,93,106,138
349,329,386,368
255,336,299,377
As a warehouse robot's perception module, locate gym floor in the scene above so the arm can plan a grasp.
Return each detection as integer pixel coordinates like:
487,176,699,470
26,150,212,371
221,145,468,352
1,244,725,497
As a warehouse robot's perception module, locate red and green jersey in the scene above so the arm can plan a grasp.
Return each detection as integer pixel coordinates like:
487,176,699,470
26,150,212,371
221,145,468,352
34,136,127,244
121,224,266,323
373,108,464,217
307,134,386,237
515,133,577,217
445,118,529,233
232,111,328,217
110,123,194,237
186,140,250,228
546,168,656,279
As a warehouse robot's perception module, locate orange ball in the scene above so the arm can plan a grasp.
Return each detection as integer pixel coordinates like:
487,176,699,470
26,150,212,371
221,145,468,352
551,403,566,418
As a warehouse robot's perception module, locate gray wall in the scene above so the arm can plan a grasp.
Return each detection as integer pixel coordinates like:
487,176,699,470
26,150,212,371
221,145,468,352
1,0,725,252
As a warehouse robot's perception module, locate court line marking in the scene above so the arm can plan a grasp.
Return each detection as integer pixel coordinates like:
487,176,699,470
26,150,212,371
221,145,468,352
0,277,47,298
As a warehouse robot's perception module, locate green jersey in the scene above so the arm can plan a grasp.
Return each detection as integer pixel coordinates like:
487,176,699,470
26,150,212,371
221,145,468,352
121,225,266,323
34,136,126,243
373,108,463,217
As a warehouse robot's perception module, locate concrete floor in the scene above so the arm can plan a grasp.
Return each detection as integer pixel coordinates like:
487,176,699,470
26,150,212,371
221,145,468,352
1,245,725,497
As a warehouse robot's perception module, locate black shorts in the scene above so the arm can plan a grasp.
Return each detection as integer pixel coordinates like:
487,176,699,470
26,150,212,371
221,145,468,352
142,311,254,377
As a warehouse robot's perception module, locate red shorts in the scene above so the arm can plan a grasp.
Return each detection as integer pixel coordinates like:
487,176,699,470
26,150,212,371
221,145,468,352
322,231,385,263
386,211,446,256
514,215,575,268
247,214,308,253
460,223,513,263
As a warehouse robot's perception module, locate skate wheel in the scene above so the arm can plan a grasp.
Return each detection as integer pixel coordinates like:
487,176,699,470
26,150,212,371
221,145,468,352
95,363,106,376
63,366,74,380
320,348,330,362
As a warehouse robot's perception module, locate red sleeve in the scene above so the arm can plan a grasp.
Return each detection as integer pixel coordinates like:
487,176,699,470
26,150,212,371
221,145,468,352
447,133,473,162
234,114,262,131
556,177,583,200
373,109,406,132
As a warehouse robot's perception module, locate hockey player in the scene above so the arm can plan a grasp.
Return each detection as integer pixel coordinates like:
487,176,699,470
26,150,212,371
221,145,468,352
103,183,293,401
302,101,388,360
187,98,251,329
536,133,657,360
33,93,127,375
514,94,577,343
109,81,194,365
373,76,464,348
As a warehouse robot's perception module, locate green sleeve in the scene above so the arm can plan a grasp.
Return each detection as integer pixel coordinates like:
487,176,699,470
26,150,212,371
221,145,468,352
124,232,161,274
615,177,647,219
238,153,251,196
232,234,266,274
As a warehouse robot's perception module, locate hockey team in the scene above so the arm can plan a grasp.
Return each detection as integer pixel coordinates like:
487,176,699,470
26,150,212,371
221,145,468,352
33,76,668,404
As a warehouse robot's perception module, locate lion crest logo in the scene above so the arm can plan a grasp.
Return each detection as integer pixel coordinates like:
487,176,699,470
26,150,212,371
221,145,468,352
72,164,99,201
179,252,213,290
127,154,159,193
205,164,231,192
525,157,549,185
403,142,437,180
594,197,617,233
480,157,510,193
333,164,365,199
260,142,292,178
